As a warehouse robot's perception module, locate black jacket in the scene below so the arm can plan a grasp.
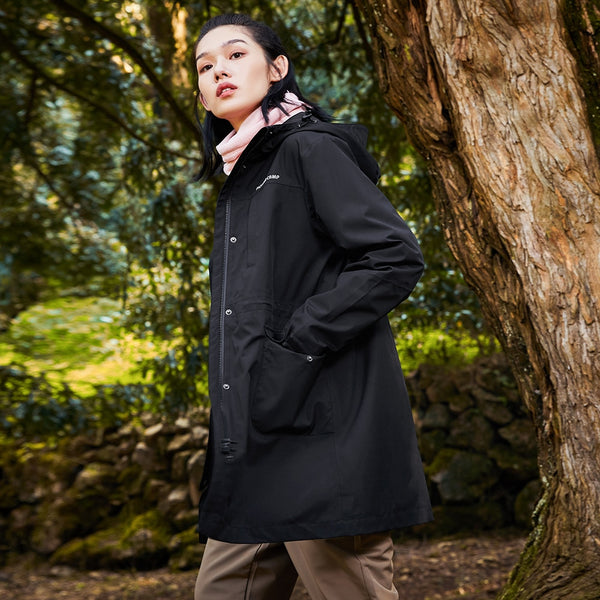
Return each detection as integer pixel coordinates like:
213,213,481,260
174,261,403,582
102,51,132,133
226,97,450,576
197,112,432,543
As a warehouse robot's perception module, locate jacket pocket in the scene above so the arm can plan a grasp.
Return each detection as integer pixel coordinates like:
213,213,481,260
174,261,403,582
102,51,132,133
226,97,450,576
250,334,330,435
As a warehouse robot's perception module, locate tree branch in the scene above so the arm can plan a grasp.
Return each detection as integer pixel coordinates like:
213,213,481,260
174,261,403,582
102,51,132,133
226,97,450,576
291,0,350,58
14,131,78,212
25,75,38,125
1,37,198,162
47,0,201,146
349,0,374,65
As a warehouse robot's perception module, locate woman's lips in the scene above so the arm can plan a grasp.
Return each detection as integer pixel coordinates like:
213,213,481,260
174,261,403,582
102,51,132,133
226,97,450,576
217,83,237,97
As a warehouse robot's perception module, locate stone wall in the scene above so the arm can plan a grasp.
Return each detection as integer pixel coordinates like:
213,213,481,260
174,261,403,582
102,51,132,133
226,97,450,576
407,353,541,535
0,411,210,571
0,354,541,570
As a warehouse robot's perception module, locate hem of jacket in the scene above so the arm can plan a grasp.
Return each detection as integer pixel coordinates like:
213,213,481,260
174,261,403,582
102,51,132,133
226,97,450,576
197,505,434,544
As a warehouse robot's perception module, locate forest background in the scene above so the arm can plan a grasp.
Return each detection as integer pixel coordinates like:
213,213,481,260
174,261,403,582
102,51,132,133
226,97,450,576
5,1,600,598
0,0,494,435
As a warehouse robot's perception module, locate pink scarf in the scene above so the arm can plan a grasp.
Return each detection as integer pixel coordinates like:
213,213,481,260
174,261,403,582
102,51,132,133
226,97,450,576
216,92,306,175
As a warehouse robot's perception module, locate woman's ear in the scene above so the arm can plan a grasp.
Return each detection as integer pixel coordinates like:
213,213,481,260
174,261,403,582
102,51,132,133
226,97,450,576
270,55,289,82
199,92,211,111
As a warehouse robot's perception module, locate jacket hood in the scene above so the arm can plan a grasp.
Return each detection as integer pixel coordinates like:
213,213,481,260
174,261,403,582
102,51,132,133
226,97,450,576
261,112,381,184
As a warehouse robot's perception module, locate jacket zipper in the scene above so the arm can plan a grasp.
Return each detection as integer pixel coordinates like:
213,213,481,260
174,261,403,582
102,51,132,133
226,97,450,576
218,195,237,463
213,131,267,463
214,131,270,463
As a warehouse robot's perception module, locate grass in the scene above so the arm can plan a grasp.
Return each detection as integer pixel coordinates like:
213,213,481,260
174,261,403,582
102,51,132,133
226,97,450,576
0,296,168,396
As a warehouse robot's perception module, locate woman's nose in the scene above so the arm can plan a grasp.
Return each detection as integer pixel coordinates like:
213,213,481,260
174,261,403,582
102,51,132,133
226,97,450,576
214,58,229,80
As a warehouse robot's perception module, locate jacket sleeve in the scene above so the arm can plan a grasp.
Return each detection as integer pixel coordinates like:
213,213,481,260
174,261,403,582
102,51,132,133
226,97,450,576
281,133,425,357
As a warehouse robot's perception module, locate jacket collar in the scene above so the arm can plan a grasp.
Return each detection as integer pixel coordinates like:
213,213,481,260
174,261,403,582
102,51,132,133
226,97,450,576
228,111,380,184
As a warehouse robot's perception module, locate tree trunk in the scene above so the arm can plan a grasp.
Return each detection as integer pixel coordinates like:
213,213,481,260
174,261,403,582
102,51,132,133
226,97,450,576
353,0,600,597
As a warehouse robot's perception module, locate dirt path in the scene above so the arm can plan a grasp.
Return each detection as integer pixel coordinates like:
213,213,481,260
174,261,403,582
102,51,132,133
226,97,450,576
0,531,525,599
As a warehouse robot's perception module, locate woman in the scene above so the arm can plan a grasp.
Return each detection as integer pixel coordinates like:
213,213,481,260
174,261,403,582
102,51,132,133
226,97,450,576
193,13,432,599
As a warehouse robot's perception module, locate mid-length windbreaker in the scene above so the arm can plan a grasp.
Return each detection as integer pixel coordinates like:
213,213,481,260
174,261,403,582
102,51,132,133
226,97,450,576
197,111,433,544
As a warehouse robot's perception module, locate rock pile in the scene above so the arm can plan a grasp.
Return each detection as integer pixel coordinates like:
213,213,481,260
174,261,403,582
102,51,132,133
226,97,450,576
0,410,210,571
0,354,541,570
406,354,541,534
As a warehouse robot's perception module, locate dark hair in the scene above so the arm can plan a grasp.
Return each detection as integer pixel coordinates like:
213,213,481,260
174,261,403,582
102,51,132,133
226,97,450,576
192,13,331,180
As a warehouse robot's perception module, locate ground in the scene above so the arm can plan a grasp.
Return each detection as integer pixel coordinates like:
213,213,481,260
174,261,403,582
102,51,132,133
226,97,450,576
0,531,525,599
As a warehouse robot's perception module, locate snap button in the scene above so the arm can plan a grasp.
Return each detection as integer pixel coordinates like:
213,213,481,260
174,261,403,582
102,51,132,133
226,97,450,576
225,309,232,316
230,236,237,243
306,355,313,362
222,383,230,390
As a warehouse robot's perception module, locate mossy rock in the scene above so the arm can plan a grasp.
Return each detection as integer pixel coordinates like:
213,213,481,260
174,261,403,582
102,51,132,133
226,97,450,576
168,542,205,571
73,462,117,492
419,429,447,464
121,509,172,545
447,393,475,414
35,493,121,558
425,378,460,405
4,505,36,553
51,509,172,570
50,528,121,570
427,449,499,503
65,487,118,520
116,463,147,497
418,502,509,535
487,443,538,480
0,480,18,510
168,526,199,553
30,488,117,555
1,443,80,506
474,390,515,425
421,404,451,430
167,526,204,571
474,357,516,394
447,409,495,453
498,418,536,454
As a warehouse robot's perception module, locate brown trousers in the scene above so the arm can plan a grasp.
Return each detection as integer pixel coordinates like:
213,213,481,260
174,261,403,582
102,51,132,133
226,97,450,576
194,532,399,600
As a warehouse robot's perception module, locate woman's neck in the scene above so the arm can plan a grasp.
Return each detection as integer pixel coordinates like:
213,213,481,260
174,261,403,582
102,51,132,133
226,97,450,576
216,92,306,175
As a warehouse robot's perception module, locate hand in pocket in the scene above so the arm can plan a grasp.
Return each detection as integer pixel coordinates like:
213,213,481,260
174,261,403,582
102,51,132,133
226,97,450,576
250,335,329,434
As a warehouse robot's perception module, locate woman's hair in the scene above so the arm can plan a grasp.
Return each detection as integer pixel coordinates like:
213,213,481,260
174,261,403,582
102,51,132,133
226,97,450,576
193,13,331,180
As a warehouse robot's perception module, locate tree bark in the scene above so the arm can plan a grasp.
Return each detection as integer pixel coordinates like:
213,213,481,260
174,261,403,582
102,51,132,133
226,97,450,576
353,0,600,597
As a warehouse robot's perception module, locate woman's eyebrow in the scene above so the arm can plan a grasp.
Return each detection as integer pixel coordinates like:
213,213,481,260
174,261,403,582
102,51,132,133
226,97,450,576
196,39,249,61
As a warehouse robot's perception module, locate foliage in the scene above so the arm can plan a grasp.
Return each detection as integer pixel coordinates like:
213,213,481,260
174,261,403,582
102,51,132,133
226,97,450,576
0,295,209,437
0,0,491,421
396,326,500,374
0,0,213,410
0,364,159,438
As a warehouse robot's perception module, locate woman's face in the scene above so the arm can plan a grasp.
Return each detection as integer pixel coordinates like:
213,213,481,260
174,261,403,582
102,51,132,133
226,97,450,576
195,25,288,131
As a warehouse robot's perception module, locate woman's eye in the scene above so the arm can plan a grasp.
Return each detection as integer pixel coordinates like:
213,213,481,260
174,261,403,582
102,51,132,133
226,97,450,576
199,64,212,73
231,51,244,59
